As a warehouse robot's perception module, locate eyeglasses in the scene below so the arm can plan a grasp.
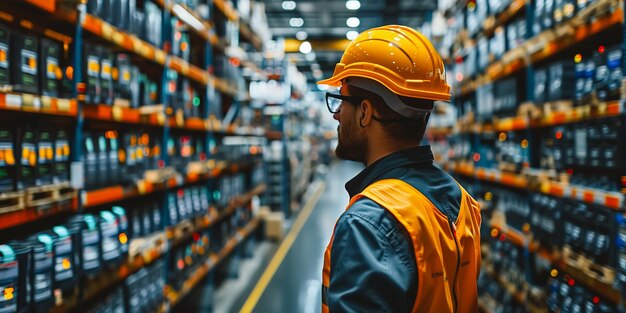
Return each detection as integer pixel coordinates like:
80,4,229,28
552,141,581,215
325,92,363,113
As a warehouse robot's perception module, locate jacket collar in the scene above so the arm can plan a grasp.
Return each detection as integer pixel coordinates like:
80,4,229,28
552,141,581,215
345,146,434,198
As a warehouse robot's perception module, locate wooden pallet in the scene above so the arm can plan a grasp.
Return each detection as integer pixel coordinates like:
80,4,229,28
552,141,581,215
543,100,573,115
56,183,76,202
144,167,176,183
562,245,616,285
587,260,616,285
562,245,588,267
573,0,620,26
518,102,542,120
25,184,58,207
166,219,194,241
0,191,25,214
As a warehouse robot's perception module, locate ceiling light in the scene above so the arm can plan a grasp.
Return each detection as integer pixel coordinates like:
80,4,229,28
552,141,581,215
305,52,317,61
296,31,308,40
313,69,323,79
346,17,360,28
317,84,330,91
282,1,296,10
290,17,304,27
346,0,361,10
346,30,359,40
299,41,312,54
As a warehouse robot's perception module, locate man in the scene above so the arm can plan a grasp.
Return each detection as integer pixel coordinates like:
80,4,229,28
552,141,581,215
318,25,482,313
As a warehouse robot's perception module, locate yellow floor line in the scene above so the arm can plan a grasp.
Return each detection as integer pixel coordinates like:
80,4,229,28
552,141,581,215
240,181,327,313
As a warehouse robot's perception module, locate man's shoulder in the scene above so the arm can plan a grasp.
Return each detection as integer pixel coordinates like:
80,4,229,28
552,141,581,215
340,197,404,238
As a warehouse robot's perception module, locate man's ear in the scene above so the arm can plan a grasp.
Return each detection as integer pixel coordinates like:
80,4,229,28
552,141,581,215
359,99,373,127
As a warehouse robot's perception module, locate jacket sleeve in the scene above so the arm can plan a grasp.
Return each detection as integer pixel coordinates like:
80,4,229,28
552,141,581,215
328,207,414,313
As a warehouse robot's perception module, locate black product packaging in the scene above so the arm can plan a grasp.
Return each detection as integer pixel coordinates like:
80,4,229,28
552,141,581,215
87,0,103,17
10,32,39,94
99,210,121,265
39,38,62,97
99,48,114,105
1,243,30,313
191,187,202,215
121,133,136,183
181,33,190,61
0,24,10,86
137,133,150,175
84,46,101,105
575,58,587,104
18,127,37,189
543,0,554,29
595,49,610,101
50,226,76,291
605,46,622,101
140,74,158,107
184,188,194,217
108,136,120,185
112,206,129,254
167,192,178,226
129,11,145,40
548,61,576,101
185,82,201,118
66,215,102,275
176,77,188,115
53,129,70,183
127,0,136,32
113,0,130,30
96,134,109,187
130,66,140,108
152,201,162,231
60,47,74,99
141,204,152,235
83,134,98,189
583,59,595,102
533,0,545,35
114,54,132,105
36,129,54,186
101,0,115,24
0,128,17,192
172,18,183,58
125,269,147,313
25,235,54,311
128,208,144,239
572,125,587,166
176,189,189,221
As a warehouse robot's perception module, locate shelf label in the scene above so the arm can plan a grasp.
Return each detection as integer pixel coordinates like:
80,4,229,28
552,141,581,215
5,94,21,108
71,161,84,189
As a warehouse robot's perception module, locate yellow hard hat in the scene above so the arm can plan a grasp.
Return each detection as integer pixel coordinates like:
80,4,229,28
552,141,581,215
317,25,450,102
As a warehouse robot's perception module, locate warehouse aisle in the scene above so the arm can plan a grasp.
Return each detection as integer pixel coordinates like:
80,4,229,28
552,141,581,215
243,160,363,313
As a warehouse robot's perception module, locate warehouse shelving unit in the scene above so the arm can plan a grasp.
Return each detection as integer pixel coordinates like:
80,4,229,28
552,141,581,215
432,0,626,311
0,0,273,312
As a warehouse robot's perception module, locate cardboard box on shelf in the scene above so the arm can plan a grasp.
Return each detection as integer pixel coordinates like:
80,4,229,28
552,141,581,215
264,211,284,241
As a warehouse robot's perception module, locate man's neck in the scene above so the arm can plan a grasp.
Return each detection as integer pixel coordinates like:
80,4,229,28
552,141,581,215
366,142,419,166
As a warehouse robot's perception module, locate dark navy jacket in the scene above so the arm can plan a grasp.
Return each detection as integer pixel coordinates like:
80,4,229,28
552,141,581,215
328,146,463,312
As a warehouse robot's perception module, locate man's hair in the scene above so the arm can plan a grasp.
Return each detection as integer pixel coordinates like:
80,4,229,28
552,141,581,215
347,84,432,143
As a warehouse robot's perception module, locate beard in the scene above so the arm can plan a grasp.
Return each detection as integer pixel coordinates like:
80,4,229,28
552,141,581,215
335,119,367,163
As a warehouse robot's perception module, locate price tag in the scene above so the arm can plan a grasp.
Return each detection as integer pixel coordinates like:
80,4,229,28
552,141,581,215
57,99,71,112
5,94,21,109
112,106,123,121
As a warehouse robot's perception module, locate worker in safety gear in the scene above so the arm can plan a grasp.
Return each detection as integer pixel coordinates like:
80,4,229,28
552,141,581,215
318,25,482,313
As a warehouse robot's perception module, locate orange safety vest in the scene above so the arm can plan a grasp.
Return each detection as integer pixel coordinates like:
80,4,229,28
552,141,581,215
322,179,481,313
